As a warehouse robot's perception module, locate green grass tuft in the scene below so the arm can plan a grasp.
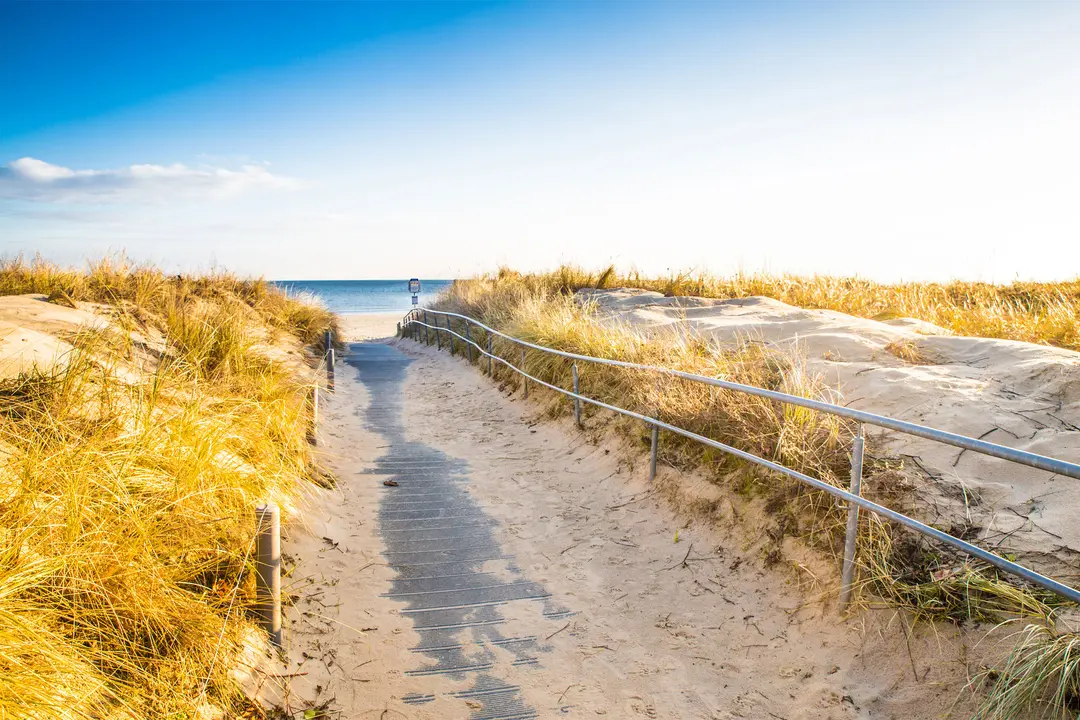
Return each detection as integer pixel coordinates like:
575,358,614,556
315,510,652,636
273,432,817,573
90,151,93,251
973,623,1080,719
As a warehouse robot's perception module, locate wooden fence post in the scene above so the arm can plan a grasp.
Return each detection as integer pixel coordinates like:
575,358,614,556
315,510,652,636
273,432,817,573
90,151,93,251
255,503,282,648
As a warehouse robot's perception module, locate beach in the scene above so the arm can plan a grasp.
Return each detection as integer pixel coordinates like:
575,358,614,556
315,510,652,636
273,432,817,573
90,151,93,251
5,266,1079,719
337,311,402,342
13,3,1080,715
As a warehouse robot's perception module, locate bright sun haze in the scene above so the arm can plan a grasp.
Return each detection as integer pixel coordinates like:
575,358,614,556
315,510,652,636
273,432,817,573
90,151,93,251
2,1,1078,282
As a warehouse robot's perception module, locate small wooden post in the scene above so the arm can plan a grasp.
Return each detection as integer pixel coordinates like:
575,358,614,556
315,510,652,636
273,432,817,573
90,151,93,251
255,503,282,648
424,311,430,345
308,384,319,446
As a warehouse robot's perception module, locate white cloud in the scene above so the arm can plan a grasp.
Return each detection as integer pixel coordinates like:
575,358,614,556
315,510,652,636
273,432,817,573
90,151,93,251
0,157,298,202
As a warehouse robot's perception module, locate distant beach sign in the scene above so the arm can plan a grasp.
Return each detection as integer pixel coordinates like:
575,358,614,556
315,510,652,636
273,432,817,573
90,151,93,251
409,278,420,305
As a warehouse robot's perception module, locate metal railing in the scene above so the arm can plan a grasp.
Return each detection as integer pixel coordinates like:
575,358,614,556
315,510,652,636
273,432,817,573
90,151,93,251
399,308,1080,608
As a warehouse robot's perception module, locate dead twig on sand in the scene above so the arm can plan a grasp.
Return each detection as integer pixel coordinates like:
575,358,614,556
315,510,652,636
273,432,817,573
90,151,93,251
545,622,570,640
556,684,581,705
952,427,1003,466
900,613,920,682
607,490,657,510
664,543,694,571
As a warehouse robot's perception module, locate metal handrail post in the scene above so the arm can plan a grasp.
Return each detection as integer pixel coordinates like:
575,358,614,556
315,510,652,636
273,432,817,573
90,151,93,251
465,322,473,363
840,424,865,610
436,315,442,350
572,363,581,427
522,349,528,398
487,335,493,376
424,311,430,344
649,422,659,481
324,329,335,390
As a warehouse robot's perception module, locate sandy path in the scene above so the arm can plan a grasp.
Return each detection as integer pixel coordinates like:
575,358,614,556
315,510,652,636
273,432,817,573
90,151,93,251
263,313,991,719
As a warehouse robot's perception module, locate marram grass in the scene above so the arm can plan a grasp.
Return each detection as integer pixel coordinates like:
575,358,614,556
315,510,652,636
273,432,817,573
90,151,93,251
431,267,1079,718
974,623,1080,720
489,265,1080,351
0,257,335,718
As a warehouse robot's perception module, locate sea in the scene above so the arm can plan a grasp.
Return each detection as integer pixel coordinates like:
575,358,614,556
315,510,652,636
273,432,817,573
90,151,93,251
272,279,454,314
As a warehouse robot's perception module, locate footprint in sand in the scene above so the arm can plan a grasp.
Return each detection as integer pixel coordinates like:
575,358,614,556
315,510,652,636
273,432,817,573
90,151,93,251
625,695,658,717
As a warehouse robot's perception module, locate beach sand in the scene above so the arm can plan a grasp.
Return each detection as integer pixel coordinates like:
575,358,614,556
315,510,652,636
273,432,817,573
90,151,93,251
338,312,401,342
259,335,1006,719
0,294,108,378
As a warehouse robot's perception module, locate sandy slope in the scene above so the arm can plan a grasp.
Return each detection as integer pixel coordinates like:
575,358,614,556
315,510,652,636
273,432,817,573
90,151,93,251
259,313,1006,719
582,290,1080,582
0,292,312,381
0,294,107,378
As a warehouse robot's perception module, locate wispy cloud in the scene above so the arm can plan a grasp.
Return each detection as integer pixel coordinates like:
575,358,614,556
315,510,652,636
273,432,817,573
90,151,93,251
0,157,299,202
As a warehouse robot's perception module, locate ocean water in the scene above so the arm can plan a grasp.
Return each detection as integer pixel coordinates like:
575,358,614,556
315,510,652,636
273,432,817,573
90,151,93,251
273,279,454,314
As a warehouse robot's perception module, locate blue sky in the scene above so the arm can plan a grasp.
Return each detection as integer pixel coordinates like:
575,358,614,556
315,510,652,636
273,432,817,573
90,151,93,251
2,1,1079,280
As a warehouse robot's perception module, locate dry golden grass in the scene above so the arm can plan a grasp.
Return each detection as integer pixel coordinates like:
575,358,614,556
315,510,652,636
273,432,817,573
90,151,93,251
0,257,334,718
487,265,1080,351
427,268,1077,718
1,253,338,348
884,339,934,364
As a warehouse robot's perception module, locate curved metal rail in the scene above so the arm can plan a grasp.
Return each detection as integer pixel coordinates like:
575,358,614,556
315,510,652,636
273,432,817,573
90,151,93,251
400,308,1080,607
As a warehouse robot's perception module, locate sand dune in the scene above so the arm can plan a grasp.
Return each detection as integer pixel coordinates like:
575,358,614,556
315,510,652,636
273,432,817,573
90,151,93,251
0,294,107,378
583,289,1080,582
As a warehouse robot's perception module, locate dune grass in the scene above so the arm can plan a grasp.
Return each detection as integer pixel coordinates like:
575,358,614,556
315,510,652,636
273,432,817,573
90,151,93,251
490,265,1080,351
424,267,1078,718
973,623,1080,720
0,257,334,718
0,254,338,348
